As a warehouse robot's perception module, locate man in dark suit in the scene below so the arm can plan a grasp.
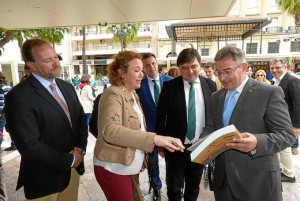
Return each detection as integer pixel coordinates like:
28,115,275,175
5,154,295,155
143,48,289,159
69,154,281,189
5,38,88,200
136,53,173,201
202,46,295,201
156,48,217,201
270,58,300,183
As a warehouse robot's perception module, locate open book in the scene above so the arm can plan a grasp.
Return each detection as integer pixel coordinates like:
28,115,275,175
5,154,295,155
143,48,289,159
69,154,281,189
188,125,241,165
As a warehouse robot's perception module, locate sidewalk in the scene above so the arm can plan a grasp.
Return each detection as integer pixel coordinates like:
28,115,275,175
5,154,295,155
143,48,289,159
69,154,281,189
1,133,300,201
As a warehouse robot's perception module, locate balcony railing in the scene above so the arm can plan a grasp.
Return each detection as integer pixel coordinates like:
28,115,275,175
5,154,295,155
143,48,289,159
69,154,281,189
288,26,300,33
266,26,283,33
73,43,151,52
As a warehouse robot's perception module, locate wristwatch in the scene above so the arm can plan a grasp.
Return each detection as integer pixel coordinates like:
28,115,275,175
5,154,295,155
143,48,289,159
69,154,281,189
248,149,257,156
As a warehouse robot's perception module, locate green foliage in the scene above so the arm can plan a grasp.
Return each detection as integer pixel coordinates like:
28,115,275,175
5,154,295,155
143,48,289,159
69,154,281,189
278,0,300,15
95,73,103,80
0,27,70,55
106,23,141,50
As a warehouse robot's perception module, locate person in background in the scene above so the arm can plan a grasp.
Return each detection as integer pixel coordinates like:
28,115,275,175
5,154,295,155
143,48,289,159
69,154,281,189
161,67,168,75
89,75,98,97
286,63,300,155
156,48,216,201
0,72,12,149
136,52,173,201
5,65,31,152
72,75,80,90
246,65,253,77
201,46,295,201
270,58,300,182
79,74,95,126
168,66,181,78
5,38,88,200
93,50,184,201
254,69,271,84
21,64,32,82
266,69,274,82
203,62,223,90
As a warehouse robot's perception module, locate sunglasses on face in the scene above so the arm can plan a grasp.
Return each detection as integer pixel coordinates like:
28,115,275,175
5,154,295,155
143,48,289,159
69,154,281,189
256,74,264,77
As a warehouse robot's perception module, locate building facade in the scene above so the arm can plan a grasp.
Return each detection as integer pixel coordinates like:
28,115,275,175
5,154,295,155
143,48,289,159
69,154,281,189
1,0,299,85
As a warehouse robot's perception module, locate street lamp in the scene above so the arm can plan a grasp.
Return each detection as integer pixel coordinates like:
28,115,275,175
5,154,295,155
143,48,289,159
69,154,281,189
112,24,132,51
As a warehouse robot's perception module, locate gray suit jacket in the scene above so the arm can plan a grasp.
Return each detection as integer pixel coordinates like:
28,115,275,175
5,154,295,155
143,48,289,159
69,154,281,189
202,78,295,201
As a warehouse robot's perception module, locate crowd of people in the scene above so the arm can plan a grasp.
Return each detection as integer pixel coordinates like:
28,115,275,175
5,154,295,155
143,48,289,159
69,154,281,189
1,38,299,201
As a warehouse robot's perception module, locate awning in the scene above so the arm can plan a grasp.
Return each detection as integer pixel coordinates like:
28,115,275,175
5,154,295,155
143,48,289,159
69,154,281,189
166,17,271,42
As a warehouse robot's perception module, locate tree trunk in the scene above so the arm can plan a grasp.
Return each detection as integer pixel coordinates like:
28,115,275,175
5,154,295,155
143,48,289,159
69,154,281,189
0,30,18,48
82,26,88,74
295,11,300,28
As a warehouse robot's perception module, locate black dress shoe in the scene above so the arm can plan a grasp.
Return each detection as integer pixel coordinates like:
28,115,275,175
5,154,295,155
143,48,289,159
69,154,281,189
153,190,161,201
281,173,296,183
4,146,17,151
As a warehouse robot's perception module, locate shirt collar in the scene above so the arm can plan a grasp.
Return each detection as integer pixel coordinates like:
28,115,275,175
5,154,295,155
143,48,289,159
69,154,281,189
147,74,160,81
32,73,55,88
234,75,249,94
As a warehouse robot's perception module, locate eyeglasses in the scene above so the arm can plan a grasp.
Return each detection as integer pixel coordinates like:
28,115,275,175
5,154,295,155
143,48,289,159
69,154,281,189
256,74,264,77
215,64,240,77
270,66,283,71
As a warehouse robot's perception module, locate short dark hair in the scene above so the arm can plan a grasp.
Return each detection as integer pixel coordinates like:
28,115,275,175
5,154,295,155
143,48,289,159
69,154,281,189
177,48,201,66
203,62,215,70
21,38,48,62
142,52,156,60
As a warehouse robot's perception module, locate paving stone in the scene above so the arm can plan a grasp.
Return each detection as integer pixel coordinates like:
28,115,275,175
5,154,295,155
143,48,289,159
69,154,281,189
2,134,300,201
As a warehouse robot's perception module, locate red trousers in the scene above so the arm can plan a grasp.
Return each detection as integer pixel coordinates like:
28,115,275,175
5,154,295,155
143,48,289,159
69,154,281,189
94,165,139,201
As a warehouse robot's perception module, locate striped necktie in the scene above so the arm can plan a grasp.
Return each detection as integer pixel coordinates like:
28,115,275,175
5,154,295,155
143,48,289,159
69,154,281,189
49,83,71,125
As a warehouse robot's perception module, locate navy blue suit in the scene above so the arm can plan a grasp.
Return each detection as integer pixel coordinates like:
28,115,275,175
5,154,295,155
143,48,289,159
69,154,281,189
136,74,173,191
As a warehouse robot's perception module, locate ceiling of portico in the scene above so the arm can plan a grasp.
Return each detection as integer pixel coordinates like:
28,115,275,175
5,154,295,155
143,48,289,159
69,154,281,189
0,0,236,29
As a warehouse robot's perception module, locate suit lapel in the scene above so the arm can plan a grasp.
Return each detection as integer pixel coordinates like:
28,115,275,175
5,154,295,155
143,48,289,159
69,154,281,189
56,79,74,124
176,77,186,116
30,77,72,126
230,79,255,125
141,77,156,107
278,73,289,88
218,89,227,126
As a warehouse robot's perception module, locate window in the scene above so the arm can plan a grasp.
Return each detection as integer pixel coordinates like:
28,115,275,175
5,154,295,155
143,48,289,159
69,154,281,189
268,42,279,53
201,48,209,56
247,0,258,8
291,42,300,52
246,43,258,54
269,0,279,7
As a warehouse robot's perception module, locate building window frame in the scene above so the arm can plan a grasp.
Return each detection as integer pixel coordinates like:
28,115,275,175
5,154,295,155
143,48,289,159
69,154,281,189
246,43,258,54
268,42,280,53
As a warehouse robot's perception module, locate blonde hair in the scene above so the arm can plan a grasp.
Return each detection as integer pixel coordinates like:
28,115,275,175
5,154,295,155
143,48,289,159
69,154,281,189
255,69,271,84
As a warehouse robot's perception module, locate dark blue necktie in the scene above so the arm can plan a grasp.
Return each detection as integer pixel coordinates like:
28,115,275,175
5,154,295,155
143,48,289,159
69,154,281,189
223,89,238,126
152,80,160,105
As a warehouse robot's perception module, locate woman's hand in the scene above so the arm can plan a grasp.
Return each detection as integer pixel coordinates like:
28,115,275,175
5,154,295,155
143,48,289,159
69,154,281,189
154,135,185,152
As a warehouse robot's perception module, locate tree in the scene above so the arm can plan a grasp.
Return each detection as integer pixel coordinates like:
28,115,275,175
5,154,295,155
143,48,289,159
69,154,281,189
33,28,69,48
0,27,69,56
82,26,88,74
278,0,300,27
106,23,141,51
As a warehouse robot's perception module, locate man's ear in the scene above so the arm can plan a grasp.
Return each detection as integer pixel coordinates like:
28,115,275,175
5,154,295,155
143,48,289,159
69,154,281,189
27,62,36,71
241,62,248,73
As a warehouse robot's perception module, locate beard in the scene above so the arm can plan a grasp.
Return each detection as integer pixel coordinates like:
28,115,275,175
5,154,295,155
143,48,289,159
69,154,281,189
36,64,62,81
